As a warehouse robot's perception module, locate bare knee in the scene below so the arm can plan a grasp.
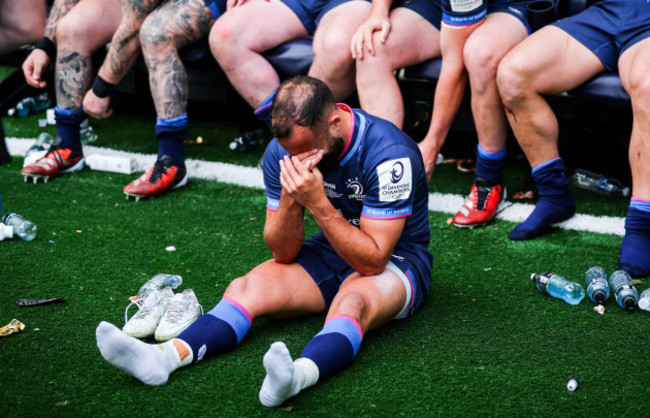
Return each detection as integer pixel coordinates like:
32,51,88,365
313,32,354,77
330,290,370,320
56,14,93,53
628,75,650,113
222,272,260,301
464,38,502,89
496,54,533,109
140,16,173,59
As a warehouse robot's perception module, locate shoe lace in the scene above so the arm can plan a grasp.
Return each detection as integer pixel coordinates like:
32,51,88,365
148,159,167,183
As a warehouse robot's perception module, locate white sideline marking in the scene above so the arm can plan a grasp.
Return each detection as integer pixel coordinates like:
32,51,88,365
7,137,625,236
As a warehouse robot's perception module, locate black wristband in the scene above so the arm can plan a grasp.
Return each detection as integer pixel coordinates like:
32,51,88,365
92,75,116,99
34,37,56,60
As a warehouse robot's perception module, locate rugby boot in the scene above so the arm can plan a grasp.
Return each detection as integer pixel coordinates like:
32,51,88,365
21,137,84,184
123,155,188,201
452,177,505,228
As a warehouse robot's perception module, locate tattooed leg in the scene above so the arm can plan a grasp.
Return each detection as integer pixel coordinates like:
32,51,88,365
54,0,121,108
140,0,213,119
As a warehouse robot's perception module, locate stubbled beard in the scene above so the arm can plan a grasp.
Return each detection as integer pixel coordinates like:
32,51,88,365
317,136,344,174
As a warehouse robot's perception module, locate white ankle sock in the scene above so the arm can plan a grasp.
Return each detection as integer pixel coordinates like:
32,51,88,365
96,321,172,386
258,342,320,407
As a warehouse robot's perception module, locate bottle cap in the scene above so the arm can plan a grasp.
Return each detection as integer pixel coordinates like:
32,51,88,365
622,187,630,197
622,296,636,311
593,290,606,304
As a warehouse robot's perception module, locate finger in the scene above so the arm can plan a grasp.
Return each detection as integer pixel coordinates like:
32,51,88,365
291,155,312,177
305,150,323,170
294,148,319,162
364,28,375,56
380,22,391,44
279,159,298,192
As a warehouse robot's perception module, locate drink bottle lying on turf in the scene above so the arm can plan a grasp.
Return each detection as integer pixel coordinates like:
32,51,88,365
7,93,51,117
2,212,37,241
571,169,630,197
531,271,585,305
585,266,610,304
138,274,183,300
638,288,650,311
609,270,638,311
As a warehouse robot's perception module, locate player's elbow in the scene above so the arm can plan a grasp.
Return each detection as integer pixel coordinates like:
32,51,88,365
355,258,389,277
271,250,296,264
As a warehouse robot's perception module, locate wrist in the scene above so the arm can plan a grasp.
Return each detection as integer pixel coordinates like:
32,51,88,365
34,37,55,61
92,75,116,99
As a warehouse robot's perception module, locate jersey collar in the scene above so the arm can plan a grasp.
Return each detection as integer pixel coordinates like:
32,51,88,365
336,103,366,166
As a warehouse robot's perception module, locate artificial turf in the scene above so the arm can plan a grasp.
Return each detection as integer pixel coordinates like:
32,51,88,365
1,144,648,416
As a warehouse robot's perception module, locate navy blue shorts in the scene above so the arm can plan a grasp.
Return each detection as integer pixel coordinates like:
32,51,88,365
280,0,371,35
295,238,432,317
397,0,442,30
441,0,531,33
552,0,650,72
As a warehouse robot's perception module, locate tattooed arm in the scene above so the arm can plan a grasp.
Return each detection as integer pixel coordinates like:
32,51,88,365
23,0,81,88
84,0,162,118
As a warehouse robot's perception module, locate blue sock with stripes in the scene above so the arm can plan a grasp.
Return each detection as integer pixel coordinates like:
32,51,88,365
299,316,363,382
254,91,276,127
619,200,650,278
156,114,187,169
509,157,575,241
475,144,506,183
55,107,85,152
176,298,251,363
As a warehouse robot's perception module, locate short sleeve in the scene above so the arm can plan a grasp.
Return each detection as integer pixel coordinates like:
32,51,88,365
261,139,289,211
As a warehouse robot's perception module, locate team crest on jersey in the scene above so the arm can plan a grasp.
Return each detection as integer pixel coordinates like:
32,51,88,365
377,158,412,202
346,178,366,201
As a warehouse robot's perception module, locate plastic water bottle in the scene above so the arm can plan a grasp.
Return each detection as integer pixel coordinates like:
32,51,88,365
585,266,610,304
25,132,54,158
137,273,183,300
571,169,630,197
80,119,97,145
531,272,585,305
2,212,37,241
7,93,51,117
638,288,650,311
609,270,638,311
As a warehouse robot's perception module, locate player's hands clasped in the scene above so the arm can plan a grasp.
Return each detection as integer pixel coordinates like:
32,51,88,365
279,149,325,208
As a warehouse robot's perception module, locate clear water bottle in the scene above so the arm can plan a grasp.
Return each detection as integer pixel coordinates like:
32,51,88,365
609,270,638,311
531,271,585,305
229,129,265,152
585,266,610,304
638,288,650,311
25,132,54,158
2,212,37,241
571,169,630,197
80,119,97,145
7,93,51,117
137,273,183,300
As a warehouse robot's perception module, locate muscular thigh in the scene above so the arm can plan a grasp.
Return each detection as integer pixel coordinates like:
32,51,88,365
60,0,121,48
0,0,46,29
212,0,307,53
378,7,440,69
502,25,605,95
466,12,527,65
312,0,371,53
144,0,214,49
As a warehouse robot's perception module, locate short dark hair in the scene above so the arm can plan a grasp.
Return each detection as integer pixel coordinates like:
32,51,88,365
270,76,337,139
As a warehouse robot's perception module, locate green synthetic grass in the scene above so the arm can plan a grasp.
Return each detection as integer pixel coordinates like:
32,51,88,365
1,153,648,416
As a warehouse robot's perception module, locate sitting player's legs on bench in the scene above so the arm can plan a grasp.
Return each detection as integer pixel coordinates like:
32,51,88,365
122,0,223,200
353,0,441,128
21,0,121,183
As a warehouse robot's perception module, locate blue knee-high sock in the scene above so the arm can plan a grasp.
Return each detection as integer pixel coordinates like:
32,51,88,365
298,316,363,382
509,157,576,241
475,144,506,183
619,200,650,278
176,298,251,363
55,107,85,152
254,91,276,127
156,114,187,169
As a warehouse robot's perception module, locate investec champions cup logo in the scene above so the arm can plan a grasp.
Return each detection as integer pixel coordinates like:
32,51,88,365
377,158,412,202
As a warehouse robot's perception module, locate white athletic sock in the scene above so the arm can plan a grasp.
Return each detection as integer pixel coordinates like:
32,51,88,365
161,339,193,372
96,321,172,386
258,342,320,407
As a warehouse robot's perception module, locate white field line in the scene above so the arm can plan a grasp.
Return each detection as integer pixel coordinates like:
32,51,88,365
7,137,625,236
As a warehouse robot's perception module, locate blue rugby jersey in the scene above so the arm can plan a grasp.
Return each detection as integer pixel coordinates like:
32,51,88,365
262,104,431,258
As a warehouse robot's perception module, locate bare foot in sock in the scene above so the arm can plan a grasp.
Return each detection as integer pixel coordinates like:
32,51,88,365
96,321,172,386
259,342,295,407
